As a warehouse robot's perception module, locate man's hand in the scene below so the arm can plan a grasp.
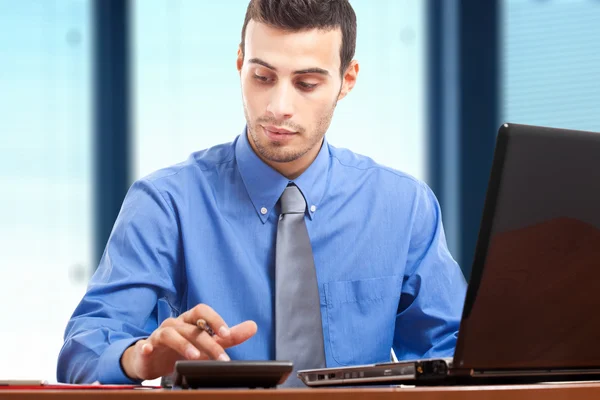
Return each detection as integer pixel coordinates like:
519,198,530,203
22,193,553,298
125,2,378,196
121,304,258,381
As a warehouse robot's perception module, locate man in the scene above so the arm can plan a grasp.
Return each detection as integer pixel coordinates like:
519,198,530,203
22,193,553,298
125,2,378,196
58,0,466,387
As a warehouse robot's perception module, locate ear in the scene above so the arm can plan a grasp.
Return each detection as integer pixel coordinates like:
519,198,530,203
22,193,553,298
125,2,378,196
237,47,244,75
337,60,359,101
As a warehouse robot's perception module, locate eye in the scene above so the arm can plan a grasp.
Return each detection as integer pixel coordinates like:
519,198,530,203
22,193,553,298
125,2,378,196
296,81,318,91
253,73,271,83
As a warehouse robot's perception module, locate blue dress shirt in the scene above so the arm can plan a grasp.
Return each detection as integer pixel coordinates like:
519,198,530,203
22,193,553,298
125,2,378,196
57,129,467,383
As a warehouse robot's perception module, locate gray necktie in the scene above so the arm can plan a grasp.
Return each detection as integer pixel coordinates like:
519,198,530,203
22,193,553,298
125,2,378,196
275,184,326,387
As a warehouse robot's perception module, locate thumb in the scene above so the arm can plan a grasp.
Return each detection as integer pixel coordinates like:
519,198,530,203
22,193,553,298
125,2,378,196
137,339,154,356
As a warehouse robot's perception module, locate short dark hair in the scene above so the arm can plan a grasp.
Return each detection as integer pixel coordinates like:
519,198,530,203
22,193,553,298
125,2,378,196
240,0,357,76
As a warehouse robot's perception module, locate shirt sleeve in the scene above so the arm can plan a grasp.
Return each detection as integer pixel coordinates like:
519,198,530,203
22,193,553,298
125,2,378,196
57,179,183,383
393,181,467,360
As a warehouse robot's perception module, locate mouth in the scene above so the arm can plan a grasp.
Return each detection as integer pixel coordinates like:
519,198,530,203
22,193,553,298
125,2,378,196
261,125,297,142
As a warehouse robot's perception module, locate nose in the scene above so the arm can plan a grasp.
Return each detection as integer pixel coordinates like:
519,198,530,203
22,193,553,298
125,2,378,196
266,82,294,121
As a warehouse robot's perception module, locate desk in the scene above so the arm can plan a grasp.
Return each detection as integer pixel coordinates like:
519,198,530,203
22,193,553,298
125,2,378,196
2,383,600,400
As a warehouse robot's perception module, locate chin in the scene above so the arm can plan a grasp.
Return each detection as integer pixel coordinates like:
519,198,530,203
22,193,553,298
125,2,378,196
261,144,304,163
263,150,300,164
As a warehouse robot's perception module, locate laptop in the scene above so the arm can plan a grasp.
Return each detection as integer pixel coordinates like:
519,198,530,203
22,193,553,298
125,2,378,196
298,123,600,386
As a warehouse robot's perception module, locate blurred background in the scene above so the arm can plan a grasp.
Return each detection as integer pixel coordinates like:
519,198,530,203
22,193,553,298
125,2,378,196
0,0,599,383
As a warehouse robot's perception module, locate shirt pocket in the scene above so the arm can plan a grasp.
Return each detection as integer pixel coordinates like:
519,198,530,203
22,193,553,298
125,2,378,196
324,275,402,366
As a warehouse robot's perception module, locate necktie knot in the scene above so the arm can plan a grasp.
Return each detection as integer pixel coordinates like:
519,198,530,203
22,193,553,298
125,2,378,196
280,185,306,215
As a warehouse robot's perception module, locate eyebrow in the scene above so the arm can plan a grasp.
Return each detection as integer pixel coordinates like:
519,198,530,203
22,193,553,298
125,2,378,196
248,58,331,77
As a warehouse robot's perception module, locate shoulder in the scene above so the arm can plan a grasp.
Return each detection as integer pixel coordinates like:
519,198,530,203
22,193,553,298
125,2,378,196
328,145,443,250
327,143,431,197
139,140,236,191
125,140,236,212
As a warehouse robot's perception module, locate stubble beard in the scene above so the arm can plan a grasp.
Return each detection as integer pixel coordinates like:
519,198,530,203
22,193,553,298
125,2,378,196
243,101,336,164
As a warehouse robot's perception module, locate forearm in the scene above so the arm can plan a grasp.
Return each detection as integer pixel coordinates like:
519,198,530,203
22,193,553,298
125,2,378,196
393,255,465,359
57,179,181,383
57,319,147,383
57,285,158,383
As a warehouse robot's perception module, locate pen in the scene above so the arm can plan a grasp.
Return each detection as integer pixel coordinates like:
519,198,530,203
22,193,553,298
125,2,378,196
196,318,215,337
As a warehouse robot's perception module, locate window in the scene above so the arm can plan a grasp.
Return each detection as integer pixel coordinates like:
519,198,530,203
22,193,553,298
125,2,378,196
133,0,427,181
502,0,600,131
0,0,92,381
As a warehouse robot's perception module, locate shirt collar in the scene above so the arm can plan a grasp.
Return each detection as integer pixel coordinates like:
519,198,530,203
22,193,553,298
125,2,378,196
235,126,330,223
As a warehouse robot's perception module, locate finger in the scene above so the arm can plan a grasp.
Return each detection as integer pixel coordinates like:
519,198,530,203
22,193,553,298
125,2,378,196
215,320,258,348
163,320,230,361
151,326,202,360
180,304,231,339
192,330,231,361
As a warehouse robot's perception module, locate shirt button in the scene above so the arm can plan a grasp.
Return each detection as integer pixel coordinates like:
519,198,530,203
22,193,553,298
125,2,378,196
310,205,317,213
260,207,268,215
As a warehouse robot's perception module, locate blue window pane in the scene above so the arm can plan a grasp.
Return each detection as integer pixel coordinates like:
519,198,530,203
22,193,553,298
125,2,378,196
0,0,91,381
502,0,600,131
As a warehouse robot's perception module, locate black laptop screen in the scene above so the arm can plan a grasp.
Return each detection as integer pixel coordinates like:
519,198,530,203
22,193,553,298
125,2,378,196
454,124,600,370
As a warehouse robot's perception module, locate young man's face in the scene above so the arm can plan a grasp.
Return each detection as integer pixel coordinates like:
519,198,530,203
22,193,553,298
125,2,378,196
237,20,357,177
